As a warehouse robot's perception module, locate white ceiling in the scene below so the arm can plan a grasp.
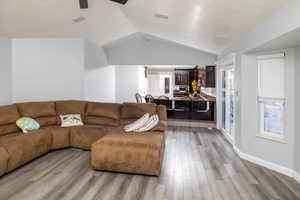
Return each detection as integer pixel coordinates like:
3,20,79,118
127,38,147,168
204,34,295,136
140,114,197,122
248,27,300,53
121,0,288,54
0,0,288,54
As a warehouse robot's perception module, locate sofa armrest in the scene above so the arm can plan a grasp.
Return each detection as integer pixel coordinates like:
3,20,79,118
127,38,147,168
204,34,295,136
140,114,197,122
156,105,167,120
152,105,167,132
152,120,167,132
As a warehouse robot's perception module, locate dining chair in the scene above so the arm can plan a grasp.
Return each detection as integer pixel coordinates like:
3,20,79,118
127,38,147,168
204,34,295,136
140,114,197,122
158,96,173,110
135,93,143,103
145,94,155,103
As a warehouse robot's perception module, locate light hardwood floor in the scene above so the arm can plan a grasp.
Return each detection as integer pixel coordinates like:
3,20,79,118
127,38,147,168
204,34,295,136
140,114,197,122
0,126,300,200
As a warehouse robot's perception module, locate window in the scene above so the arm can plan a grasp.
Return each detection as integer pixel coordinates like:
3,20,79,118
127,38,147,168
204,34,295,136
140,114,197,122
257,53,285,142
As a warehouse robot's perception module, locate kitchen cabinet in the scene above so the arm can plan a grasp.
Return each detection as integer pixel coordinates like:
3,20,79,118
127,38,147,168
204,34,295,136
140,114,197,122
197,67,206,87
197,66,216,88
175,66,215,88
205,66,216,88
175,70,190,85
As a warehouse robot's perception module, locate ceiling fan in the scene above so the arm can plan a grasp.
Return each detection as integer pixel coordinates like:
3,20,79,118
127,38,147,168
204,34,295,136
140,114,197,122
79,0,128,9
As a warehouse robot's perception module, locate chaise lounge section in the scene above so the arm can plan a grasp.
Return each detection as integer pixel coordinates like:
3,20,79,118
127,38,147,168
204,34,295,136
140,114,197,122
0,101,167,177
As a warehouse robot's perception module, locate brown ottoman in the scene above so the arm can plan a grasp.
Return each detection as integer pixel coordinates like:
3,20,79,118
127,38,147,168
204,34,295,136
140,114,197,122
91,132,165,176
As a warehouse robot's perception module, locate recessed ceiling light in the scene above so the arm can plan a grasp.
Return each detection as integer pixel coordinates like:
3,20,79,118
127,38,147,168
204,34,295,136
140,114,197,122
154,13,169,20
72,17,86,23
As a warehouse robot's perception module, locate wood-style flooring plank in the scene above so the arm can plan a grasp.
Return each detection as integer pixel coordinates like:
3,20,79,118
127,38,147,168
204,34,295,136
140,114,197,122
0,126,299,200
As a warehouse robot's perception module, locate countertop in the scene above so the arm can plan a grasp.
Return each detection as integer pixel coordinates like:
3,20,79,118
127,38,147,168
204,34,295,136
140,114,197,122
154,93,216,102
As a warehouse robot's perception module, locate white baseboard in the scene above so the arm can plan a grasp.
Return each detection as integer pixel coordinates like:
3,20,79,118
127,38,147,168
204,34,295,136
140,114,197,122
221,129,235,146
236,149,295,177
219,129,300,183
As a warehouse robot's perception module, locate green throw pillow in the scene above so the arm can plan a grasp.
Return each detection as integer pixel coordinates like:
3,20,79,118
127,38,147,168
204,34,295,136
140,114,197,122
16,117,40,133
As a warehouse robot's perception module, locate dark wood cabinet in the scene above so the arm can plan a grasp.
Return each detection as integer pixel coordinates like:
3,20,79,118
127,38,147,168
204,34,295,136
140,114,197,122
197,67,206,87
175,70,190,85
197,66,215,88
205,66,216,88
175,66,216,89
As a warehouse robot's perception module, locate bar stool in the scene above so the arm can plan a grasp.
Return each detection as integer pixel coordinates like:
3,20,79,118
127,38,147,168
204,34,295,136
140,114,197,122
145,94,155,103
158,96,173,110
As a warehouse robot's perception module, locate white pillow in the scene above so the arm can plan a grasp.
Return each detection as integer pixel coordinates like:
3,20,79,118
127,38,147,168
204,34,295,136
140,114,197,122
60,114,84,127
135,114,159,132
124,113,149,132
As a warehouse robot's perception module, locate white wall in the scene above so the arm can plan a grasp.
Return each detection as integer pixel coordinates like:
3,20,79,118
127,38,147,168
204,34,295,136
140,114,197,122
115,66,146,103
240,49,295,169
218,0,300,179
295,47,300,174
83,40,116,102
85,40,108,69
147,68,175,97
105,33,217,65
0,38,12,105
12,38,85,102
84,66,116,102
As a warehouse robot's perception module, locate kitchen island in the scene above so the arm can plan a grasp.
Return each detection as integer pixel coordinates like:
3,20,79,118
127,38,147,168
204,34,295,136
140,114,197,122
153,93,216,121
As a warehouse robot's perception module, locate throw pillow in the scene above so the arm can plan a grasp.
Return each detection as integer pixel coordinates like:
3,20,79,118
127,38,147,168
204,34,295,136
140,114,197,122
124,113,149,132
16,117,40,133
60,114,84,127
135,114,159,132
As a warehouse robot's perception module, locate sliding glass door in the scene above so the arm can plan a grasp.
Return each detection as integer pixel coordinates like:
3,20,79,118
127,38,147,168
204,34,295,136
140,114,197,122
221,68,235,139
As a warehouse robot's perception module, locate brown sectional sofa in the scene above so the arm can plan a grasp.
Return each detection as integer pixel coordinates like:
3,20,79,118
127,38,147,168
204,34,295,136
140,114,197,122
0,101,167,177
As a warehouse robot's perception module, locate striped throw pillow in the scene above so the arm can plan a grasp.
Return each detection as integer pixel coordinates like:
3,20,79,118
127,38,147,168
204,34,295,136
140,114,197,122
124,113,149,132
135,114,159,132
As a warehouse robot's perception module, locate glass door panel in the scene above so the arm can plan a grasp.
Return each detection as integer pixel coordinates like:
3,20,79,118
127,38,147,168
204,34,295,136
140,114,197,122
221,68,235,139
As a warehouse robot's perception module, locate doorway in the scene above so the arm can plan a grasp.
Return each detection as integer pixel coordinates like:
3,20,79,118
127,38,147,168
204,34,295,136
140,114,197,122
220,67,235,140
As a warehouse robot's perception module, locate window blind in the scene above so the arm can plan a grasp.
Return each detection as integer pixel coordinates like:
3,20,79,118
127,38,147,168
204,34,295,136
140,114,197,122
257,53,285,99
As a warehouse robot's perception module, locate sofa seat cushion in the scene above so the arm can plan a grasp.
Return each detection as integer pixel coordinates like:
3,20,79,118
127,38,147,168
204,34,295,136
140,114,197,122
16,102,57,127
0,133,20,144
91,132,165,176
42,126,70,150
70,126,112,150
0,129,52,172
0,105,21,136
56,101,87,124
0,147,9,177
120,103,157,124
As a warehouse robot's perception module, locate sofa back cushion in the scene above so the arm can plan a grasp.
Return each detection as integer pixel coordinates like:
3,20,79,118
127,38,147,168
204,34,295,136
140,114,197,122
0,105,21,136
16,102,57,127
56,100,87,124
120,103,157,125
86,102,122,126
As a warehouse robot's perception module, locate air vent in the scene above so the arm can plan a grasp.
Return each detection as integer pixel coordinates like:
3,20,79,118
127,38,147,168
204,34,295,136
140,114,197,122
72,17,86,23
110,0,128,5
154,13,169,20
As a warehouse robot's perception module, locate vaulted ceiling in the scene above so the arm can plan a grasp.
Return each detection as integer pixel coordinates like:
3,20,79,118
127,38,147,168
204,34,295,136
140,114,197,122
0,0,288,54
